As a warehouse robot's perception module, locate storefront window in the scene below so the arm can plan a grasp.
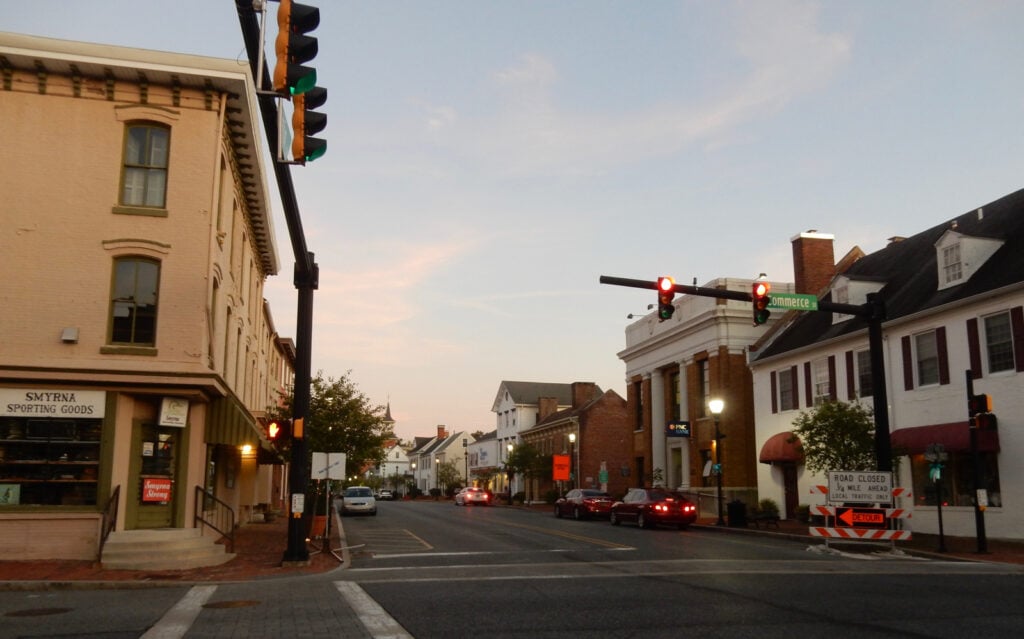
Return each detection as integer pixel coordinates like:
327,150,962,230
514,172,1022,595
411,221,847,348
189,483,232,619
910,452,1001,508
0,417,102,506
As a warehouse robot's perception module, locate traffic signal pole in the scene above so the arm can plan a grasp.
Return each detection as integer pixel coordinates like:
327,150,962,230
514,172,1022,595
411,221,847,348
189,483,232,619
600,276,892,471
237,0,317,564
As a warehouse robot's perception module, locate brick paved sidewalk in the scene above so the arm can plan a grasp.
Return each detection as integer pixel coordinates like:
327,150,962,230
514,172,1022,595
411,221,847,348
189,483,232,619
0,515,342,585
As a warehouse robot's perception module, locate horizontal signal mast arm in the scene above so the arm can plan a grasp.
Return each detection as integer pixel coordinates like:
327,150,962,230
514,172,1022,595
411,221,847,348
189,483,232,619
599,274,875,318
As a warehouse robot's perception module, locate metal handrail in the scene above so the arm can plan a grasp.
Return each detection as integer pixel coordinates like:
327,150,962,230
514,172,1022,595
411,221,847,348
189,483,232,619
97,484,121,561
194,485,236,553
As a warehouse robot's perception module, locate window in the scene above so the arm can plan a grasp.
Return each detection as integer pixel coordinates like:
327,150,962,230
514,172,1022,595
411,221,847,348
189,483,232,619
984,312,1014,373
697,359,709,417
121,124,169,208
856,350,873,398
110,257,160,345
632,380,643,431
910,452,1000,508
778,367,797,411
915,331,939,386
669,371,681,421
941,243,962,285
812,358,830,405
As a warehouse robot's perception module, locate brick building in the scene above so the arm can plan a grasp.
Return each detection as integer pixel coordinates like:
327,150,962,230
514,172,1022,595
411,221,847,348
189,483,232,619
518,382,631,500
0,33,292,565
616,234,835,516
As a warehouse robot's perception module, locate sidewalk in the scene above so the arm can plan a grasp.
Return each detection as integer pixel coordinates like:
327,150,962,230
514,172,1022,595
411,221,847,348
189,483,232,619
0,515,343,587
693,516,1024,565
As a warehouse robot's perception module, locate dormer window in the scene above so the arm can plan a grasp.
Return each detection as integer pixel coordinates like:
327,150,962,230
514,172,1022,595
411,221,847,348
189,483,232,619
942,243,963,285
934,228,1002,291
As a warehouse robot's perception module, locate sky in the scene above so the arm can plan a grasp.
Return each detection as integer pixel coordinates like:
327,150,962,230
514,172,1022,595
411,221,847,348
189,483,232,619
6,1,1023,441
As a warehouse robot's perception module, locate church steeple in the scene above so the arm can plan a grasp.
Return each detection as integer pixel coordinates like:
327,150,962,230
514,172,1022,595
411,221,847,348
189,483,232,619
383,401,396,430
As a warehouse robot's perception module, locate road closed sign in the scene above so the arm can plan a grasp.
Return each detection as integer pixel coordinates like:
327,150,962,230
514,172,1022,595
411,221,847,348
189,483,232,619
826,471,892,504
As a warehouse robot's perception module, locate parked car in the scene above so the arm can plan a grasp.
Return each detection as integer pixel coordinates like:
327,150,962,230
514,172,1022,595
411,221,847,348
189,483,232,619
609,488,697,529
454,486,491,506
554,489,613,520
341,486,377,516
378,489,394,501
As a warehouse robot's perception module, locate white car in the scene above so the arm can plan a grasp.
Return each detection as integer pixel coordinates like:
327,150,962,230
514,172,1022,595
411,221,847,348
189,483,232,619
341,486,377,516
378,489,394,500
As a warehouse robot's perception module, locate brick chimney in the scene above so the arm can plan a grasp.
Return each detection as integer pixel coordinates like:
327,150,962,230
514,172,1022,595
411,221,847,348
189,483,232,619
791,231,836,295
570,382,599,408
538,397,559,421
436,425,448,439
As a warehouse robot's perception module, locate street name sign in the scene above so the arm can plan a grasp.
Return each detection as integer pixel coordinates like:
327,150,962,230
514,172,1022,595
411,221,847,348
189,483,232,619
767,292,818,311
826,471,892,504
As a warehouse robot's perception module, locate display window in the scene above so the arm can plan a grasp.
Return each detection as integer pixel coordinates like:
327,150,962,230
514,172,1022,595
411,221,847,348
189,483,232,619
0,417,102,506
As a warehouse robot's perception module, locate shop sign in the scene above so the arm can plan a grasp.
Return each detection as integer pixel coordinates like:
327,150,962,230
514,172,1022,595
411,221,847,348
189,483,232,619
159,397,189,427
552,454,570,481
0,388,106,418
142,477,172,502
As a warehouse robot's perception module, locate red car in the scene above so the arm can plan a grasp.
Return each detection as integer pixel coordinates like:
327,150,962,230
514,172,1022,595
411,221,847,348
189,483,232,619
554,489,613,520
609,488,697,530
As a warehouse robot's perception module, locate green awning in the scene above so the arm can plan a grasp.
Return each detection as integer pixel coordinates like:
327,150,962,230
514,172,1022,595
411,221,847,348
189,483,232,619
206,394,260,446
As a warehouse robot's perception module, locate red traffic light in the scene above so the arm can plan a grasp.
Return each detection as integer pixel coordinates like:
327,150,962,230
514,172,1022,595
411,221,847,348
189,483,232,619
752,280,771,325
657,276,675,321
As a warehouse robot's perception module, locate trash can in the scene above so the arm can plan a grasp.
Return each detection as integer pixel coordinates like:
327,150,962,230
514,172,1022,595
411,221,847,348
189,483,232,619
727,500,747,527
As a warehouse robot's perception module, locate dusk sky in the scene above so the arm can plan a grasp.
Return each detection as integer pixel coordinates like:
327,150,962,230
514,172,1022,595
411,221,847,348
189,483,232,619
6,1,1023,440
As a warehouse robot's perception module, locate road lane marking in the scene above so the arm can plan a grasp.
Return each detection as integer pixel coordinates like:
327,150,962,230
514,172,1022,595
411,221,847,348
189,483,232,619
335,581,413,639
140,585,216,639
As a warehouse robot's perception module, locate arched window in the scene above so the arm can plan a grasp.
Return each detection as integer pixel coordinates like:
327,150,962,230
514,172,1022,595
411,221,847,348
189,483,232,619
110,257,160,345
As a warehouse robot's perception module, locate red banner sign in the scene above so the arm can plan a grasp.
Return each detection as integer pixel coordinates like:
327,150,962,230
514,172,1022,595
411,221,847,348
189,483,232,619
552,454,570,481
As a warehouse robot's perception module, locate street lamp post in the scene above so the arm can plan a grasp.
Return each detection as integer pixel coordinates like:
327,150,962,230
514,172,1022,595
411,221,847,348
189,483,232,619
506,442,514,505
708,399,725,526
568,432,577,489
463,438,468,487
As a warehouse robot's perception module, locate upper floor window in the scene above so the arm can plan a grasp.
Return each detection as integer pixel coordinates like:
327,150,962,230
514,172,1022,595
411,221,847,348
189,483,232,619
121,124,169,208
856,349,873,398
669,371,681,421
777,367,797,411
984,312,1014,373
941,243,962,285
915,331,940,386
110,257,160,346
812,358,831,405
697,359,709,417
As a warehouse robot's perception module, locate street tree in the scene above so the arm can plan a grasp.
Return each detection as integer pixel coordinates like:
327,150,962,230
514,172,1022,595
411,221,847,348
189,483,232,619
436,460,462,495
270,370,392,481
791,400,876,474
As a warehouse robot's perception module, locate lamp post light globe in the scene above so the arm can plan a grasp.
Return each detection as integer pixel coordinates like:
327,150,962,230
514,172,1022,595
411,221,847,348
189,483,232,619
567,432,578,489
708,399,726,526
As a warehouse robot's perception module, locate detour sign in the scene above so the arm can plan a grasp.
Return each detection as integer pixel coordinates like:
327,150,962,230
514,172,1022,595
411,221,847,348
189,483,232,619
835,507,887,529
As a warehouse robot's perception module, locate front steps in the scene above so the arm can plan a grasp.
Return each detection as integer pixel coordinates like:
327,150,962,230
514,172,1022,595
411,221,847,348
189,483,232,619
101,528,235,571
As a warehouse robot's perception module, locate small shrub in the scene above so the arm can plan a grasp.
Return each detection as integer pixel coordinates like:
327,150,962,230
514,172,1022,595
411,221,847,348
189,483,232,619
758,498,780,516
544,489,560,504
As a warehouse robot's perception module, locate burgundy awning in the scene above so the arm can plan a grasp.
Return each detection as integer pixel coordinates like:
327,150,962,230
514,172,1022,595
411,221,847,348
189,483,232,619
759,431,803,464
890,422,999,454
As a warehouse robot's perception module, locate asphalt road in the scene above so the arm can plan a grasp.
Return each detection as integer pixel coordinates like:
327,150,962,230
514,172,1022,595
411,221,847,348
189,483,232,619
1,500,1021,638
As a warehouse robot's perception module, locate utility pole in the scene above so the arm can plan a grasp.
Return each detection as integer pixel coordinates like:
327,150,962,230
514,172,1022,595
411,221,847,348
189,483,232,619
236,0,320,563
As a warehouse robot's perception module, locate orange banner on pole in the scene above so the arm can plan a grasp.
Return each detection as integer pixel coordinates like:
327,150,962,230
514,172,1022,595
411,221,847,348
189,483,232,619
552,454,571,481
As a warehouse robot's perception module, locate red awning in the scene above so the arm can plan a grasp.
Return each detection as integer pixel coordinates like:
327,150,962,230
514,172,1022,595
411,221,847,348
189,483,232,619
759,431,803,464
890,422,999,454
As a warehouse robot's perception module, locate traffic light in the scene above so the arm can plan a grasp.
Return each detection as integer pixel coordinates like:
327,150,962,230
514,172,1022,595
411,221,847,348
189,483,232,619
291,86,327,163
267,419,292,443
657,276,675,321
274,0,320,96
968,393,997,430
968,393,992,415
752,280,771,325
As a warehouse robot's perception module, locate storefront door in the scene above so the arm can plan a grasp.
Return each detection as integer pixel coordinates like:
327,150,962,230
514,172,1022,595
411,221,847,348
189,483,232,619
129,423,178,528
